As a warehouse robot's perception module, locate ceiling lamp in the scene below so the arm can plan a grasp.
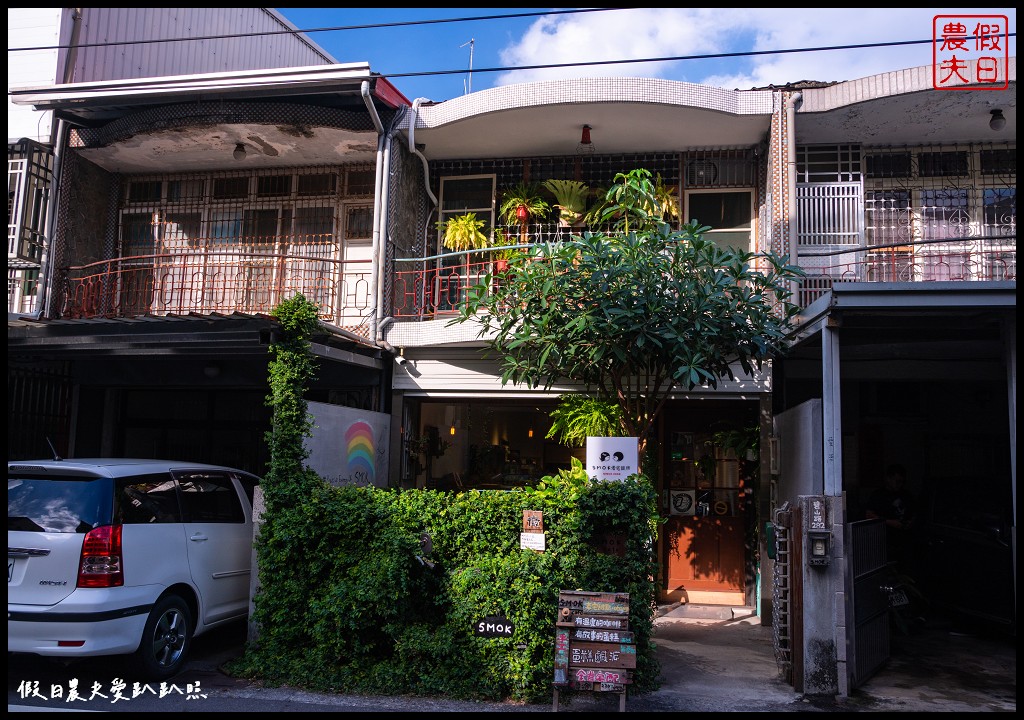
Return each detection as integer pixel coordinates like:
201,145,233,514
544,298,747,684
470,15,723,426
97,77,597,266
233,143,247,161
989,109,1006,131
576,124,595,155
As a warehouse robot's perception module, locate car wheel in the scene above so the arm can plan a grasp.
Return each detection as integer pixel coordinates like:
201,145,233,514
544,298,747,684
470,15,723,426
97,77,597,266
135,594,193,681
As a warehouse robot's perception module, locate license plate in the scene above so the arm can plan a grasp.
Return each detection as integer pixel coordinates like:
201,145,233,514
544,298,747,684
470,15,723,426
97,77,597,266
888,588,910,607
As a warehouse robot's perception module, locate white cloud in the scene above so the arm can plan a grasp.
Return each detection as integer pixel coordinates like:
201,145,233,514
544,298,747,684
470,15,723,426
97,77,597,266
495,8,1017,90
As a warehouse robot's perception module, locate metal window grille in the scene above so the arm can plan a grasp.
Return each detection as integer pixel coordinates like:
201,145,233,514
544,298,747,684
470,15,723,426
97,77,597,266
8,139,53,268
797,141,1016,304
64,164,375,331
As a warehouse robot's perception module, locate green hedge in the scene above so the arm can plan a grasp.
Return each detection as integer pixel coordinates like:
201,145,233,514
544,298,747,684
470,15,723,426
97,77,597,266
231,461,661,704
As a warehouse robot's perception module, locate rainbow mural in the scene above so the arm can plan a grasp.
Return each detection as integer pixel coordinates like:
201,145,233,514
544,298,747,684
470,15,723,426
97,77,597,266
345,420,376,484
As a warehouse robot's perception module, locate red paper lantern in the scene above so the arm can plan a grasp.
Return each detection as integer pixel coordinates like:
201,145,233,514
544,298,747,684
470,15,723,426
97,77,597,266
516,205,528,221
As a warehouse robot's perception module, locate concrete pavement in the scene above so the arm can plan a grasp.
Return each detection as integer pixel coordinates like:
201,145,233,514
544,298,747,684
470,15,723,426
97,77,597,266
10,603,1016,712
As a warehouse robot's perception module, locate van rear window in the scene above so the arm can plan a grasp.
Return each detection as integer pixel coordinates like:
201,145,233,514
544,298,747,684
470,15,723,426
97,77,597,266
8,477,113,532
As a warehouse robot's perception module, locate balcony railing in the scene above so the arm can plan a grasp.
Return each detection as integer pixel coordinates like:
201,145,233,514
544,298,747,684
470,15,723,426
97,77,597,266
58,251,374,335
796,235,1016,306
392,236,1016,319
393,248,514,319
51,234,1016,327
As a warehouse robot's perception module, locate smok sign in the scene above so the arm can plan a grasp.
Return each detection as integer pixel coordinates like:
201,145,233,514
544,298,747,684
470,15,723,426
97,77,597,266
474,615,514,638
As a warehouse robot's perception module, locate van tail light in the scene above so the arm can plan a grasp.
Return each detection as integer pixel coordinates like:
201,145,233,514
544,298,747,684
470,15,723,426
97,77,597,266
78,525,124,588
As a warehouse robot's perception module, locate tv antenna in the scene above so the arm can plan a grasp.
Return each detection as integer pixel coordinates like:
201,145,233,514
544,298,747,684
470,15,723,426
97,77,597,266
460,38,475,94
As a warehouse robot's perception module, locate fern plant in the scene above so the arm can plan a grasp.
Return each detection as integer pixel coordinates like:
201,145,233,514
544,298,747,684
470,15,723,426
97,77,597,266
438,212,489,252
542,179,589,225
499,183,550,243
546,394,624,447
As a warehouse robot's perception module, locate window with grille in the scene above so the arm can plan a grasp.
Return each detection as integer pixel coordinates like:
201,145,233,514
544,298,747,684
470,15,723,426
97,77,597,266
118,166,370,316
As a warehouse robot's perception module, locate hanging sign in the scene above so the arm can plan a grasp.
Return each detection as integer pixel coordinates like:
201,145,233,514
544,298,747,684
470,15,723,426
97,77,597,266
585,437,639,481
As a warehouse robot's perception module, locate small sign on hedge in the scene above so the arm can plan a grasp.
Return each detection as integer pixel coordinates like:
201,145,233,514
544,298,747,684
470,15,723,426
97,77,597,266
474,615,514,638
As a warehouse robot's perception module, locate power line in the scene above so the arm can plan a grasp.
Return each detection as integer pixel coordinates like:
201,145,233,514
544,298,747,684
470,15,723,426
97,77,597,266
7,8,1014,88
370,37,1012,81
7,8,623,52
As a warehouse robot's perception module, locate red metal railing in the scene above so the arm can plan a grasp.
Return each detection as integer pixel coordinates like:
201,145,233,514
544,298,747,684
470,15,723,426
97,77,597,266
393,237,1016,318
55,237,1015,325
58,251,374,333
795,236,1016,306
392,249,512,319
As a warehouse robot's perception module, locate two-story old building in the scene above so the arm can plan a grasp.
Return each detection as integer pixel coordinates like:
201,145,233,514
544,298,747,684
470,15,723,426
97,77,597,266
9,13,1015,697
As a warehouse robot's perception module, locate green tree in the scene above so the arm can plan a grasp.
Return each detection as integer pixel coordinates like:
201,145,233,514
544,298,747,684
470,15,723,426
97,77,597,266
451,210,804,464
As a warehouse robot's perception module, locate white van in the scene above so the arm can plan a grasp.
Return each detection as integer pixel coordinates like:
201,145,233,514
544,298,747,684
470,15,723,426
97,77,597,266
8,458,260,680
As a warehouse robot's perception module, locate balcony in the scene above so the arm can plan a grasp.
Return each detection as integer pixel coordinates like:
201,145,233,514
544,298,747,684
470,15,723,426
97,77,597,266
392,236,1016,320
50,228,1015,328
57,250,374,336
796,235,1016,306
393,248,517,320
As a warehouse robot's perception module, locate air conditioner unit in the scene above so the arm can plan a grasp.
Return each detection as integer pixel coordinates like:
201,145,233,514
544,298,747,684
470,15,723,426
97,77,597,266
669,490,696,516
686,159,719,186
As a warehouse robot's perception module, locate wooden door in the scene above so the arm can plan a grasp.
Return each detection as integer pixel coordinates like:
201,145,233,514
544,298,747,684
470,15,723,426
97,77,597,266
664,515,747,600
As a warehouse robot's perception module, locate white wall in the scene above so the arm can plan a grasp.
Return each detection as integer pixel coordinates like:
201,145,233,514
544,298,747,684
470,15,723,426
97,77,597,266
7,8,61,143
305,401,391,487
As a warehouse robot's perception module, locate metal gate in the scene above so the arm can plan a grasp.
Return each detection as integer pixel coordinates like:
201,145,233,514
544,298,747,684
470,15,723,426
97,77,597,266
847,518,891,688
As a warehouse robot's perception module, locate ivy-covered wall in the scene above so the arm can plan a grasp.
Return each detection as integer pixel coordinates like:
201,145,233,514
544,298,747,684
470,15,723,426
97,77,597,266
232,464,661,704
236,294,661,704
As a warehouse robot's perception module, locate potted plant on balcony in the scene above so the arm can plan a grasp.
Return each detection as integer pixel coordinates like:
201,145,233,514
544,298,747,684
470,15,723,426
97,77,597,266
499,183,550,244
438,212,489,253
653,173,680,224
489,228,519,273
542,179,590,227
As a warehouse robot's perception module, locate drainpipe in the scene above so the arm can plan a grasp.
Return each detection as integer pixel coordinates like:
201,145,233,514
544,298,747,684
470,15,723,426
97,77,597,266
373,126,396,350
62,9,84,84
361,81,386,346
371,98,440,349
409,97,440,263
786,91,803,299
409,98,439,209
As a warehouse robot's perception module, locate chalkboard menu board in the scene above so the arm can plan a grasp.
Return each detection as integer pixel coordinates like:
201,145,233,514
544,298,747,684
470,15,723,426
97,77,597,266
552,590,634,712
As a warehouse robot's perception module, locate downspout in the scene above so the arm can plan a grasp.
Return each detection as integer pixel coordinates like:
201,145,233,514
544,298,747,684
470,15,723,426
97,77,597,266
409,98,440,271
372,96,439,349
62,9,84,84
409,98,439,209
361,80,386,347
400,98,441,339
374,129,395,352
786,91,803,299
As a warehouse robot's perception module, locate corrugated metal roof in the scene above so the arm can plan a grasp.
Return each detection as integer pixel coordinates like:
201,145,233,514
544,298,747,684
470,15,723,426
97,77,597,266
69,8,337,83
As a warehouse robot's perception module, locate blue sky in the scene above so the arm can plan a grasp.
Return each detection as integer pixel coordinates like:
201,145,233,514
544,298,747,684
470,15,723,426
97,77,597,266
276,8,1016,102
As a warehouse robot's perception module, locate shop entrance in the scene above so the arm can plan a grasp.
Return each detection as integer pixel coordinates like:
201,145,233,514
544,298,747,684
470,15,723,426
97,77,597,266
405,399,583,490
660,400,761,605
